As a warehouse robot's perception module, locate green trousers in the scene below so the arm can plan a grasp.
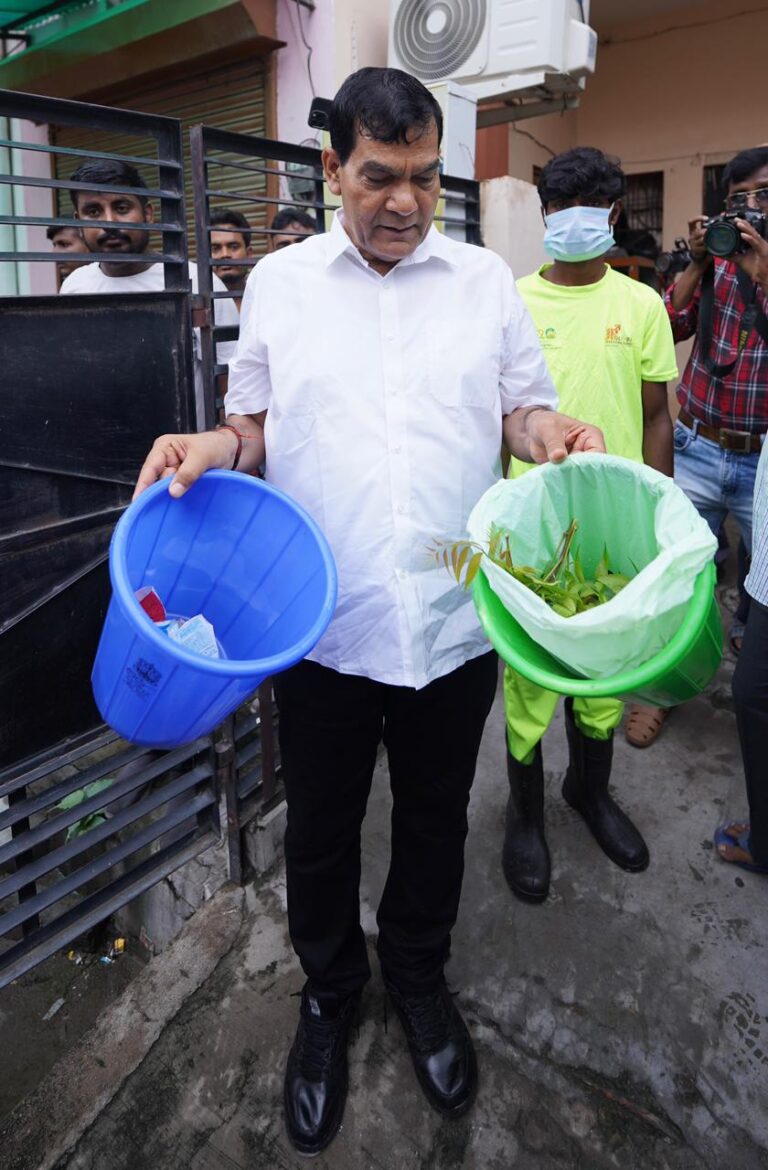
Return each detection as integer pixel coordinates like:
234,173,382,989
503,665,624,764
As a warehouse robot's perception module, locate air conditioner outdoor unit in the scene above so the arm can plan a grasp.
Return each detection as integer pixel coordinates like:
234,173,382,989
388,0,597,106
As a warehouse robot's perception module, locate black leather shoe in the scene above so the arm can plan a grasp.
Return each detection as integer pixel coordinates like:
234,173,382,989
502,740,550,902
283,987,358,1156
562,698,649,872
383,976,477,1116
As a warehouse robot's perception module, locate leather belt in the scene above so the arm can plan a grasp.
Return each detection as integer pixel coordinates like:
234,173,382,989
678,408,762,454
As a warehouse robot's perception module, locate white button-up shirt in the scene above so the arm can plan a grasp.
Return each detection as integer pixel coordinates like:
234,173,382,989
226,211,557,688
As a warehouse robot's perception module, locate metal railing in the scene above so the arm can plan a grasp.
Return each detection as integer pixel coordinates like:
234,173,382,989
0,87,188,289
190,123,329,428
0,730,218,985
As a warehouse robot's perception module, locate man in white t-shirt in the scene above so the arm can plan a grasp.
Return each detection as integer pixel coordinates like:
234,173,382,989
60,159,239,414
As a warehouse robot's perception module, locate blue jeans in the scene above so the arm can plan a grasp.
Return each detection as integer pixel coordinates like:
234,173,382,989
673,419,760,553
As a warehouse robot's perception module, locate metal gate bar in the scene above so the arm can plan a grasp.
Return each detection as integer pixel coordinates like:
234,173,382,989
0,87,188,287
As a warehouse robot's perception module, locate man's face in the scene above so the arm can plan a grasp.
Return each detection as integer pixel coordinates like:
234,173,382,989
323,120,441,273
49,226,90,279
725,164,768,214
211,228,252,290
74,191,153,257
270,220,316,252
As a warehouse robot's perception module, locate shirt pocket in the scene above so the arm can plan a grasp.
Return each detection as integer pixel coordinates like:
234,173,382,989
427,316,501,410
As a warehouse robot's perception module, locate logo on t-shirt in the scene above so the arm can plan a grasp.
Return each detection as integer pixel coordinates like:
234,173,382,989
605,323,633,346
537,325,560,349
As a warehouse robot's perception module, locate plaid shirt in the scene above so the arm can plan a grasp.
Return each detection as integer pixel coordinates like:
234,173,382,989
665,259,768,433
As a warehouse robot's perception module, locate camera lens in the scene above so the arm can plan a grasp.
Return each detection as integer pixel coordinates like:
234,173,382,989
705,218,741,257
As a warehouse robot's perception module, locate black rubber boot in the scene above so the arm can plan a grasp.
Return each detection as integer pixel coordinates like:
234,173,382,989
502,739,550,903
561,699,649,872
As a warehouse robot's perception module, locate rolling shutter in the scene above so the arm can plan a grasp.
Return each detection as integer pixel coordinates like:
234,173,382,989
51,56,269,256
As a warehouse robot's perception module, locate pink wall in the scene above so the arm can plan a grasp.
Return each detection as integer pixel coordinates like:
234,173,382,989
18,119,58,295
275,0,336,147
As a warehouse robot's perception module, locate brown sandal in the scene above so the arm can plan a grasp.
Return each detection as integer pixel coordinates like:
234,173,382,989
625,704,668,748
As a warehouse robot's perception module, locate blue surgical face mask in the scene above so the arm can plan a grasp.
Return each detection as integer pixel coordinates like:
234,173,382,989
543,204,615,262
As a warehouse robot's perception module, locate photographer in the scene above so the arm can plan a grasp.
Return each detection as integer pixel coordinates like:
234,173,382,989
626,147,768,749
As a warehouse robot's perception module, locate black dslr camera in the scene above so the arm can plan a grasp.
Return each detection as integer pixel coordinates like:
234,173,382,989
704,208,766,257
655,237,692,277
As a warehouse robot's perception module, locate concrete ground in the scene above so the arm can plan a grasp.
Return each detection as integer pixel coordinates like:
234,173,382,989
4,590,768,1169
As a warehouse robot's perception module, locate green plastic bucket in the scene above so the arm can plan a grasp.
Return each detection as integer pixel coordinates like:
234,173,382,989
472,561,723,707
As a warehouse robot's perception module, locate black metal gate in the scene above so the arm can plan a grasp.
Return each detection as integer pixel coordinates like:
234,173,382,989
0,90,217,987
0,88,482,989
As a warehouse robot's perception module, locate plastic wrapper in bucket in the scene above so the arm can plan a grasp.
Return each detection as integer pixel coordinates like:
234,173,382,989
91,471,337,748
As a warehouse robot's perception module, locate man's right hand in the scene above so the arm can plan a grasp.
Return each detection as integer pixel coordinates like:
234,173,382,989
687,216,711,265
668,216,713,312
133,429,237,501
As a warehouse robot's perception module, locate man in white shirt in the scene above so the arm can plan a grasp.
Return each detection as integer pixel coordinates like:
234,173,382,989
135,68,604,1156
60,159,239,413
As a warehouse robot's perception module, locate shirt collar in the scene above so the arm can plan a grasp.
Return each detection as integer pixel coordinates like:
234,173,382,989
324,209,459,271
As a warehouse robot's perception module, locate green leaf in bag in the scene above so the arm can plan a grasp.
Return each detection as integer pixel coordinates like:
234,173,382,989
430,518,633,616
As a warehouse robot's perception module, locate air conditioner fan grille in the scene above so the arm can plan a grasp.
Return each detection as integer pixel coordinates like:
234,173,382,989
393,0,487,82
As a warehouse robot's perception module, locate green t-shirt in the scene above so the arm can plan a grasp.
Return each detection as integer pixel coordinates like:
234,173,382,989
511,265,678,472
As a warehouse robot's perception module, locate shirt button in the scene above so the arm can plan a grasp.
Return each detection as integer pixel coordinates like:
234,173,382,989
393,444,402,454
397,504,406,514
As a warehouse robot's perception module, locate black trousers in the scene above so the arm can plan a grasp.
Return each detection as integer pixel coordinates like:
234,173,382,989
273,651,498,1000
732,598,768,862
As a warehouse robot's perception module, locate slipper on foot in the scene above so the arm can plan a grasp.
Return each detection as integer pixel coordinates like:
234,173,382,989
625,705,668,748
729,619,745,656
714,822,768,874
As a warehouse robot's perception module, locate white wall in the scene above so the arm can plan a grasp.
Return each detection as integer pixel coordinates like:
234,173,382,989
481,176,547,280
333,0,388,83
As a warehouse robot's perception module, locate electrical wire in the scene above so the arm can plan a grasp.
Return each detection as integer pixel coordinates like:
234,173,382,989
294,0,316,99
600,4,768,47
512,122,554,159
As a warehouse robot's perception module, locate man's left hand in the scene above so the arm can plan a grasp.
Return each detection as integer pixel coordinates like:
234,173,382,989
525,409,606,464
733,218,768,292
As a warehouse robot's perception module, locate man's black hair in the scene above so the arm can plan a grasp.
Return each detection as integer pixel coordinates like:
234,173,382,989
69,159,148,210
210,207,252,247
537,146,625,207
271,207,317,234
46,223,80,241
722,147,768,191
329,67,443,165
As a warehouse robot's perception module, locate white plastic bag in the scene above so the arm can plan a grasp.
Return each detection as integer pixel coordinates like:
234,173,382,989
466,454,717,680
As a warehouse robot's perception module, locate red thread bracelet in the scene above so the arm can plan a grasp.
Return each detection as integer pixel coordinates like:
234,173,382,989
216,423,244,471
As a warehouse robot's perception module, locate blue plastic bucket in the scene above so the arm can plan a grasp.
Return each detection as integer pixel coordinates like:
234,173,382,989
92,471,337,747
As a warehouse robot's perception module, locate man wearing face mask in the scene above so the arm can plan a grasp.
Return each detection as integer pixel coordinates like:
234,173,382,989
499,146,677,904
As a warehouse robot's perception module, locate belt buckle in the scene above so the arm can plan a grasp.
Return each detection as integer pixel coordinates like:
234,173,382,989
719,427,752,453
